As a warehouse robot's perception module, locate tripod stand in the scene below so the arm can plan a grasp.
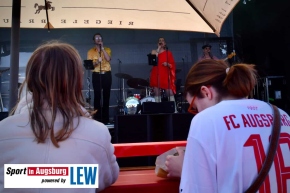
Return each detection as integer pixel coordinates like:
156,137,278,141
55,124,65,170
85,73,93,109
115,59,132,115
83,60,95,111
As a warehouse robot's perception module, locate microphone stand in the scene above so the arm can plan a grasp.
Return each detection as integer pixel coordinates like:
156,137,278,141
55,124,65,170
86,74,92,109
98,44,103,122
157,45,161,103
117,59,124,115
118,59,122,103
181,57,185,113
166,46,170,102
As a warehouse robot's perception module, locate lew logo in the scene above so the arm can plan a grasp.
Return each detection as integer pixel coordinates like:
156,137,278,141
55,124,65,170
4,164,99,188
70,167,98,185
34,1,55,14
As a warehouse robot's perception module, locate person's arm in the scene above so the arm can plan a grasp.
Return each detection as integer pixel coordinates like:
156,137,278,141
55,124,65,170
179,115,217,193
102,47,111,62
99,41,111,62
87,49,93,60
87,49,98,68
179,136,217,193
152,44,162,55
99,125,120,189
165,147,185,177
162,51,175,69
151,49,156,55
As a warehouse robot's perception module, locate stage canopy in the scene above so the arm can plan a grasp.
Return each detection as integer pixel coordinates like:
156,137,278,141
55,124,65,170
0,0,240,110
0,0,239,36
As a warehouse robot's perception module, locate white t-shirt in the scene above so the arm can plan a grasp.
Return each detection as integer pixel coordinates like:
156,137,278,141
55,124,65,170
180,99,290,193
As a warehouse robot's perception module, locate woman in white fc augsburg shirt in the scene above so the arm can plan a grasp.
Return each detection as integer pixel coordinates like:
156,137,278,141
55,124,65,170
166,59,290,193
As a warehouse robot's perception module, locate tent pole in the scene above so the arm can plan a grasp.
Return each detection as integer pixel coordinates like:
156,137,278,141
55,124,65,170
44,0,50,31
8,0,21,111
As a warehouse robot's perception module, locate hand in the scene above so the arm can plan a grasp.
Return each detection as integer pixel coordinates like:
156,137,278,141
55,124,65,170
97,42,104,51
98,57,102,63
165,147,185,178
162,62,170,67
157,44,162,52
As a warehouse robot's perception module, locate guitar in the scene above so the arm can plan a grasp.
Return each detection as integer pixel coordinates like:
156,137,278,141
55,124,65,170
0,68,10,76
224,52,236,61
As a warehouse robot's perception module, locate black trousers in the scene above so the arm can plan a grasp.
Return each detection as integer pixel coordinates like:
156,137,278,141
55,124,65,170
92,71,112,123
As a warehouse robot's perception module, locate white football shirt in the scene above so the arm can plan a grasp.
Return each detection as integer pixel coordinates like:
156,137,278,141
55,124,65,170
180,99,290,193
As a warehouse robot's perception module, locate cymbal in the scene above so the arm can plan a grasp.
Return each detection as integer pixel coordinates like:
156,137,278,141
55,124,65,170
127,78,149,89
115,73,133,80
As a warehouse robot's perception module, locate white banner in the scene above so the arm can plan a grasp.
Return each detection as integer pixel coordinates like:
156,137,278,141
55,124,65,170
4,164,99,188
0,0,240,36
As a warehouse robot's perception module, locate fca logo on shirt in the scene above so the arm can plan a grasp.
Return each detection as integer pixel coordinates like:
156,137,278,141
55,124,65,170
70,166,98,185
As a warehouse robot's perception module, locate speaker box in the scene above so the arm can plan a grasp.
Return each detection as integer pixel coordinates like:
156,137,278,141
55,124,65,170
253,76,288,110
114,114,149,143
141,101,175,114
172,113,193,140
114,114,155,167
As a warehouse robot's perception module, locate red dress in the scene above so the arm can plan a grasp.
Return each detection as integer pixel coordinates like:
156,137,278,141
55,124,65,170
149,50,176,94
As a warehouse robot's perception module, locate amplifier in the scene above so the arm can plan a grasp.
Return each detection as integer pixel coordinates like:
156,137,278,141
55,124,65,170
141,101,175,114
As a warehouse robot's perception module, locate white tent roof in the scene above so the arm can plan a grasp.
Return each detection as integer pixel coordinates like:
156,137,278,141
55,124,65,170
0,0,239,36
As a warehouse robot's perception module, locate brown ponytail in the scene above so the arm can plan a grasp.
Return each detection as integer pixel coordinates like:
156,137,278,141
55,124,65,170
223,64,257,98
184,59,257,99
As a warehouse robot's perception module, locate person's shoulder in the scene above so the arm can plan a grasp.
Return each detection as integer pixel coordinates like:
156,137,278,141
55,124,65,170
0,113,31,140
87,47,96,52
72,117,111,143
0,115,11,128
79,117,108,131
0,112,29,125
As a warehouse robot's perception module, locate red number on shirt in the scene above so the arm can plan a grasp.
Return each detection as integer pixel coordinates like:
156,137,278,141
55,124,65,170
244,134,271,193
273,133,290,193
244,133,290,193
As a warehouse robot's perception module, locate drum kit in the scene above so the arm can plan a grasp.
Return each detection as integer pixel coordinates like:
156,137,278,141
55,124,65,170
114,73,155,115
114,68,183,114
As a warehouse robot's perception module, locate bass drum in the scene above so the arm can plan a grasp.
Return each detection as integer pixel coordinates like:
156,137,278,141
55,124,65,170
124,97,141,115
140,96,155,104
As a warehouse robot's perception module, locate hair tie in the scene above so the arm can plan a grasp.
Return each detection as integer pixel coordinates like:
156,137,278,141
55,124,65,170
226,67,230,74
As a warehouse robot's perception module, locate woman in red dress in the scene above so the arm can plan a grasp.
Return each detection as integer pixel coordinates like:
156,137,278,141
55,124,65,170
150,37,176,103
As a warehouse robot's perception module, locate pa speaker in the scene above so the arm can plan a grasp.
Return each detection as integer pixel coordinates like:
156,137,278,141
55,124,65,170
141,101,175,114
